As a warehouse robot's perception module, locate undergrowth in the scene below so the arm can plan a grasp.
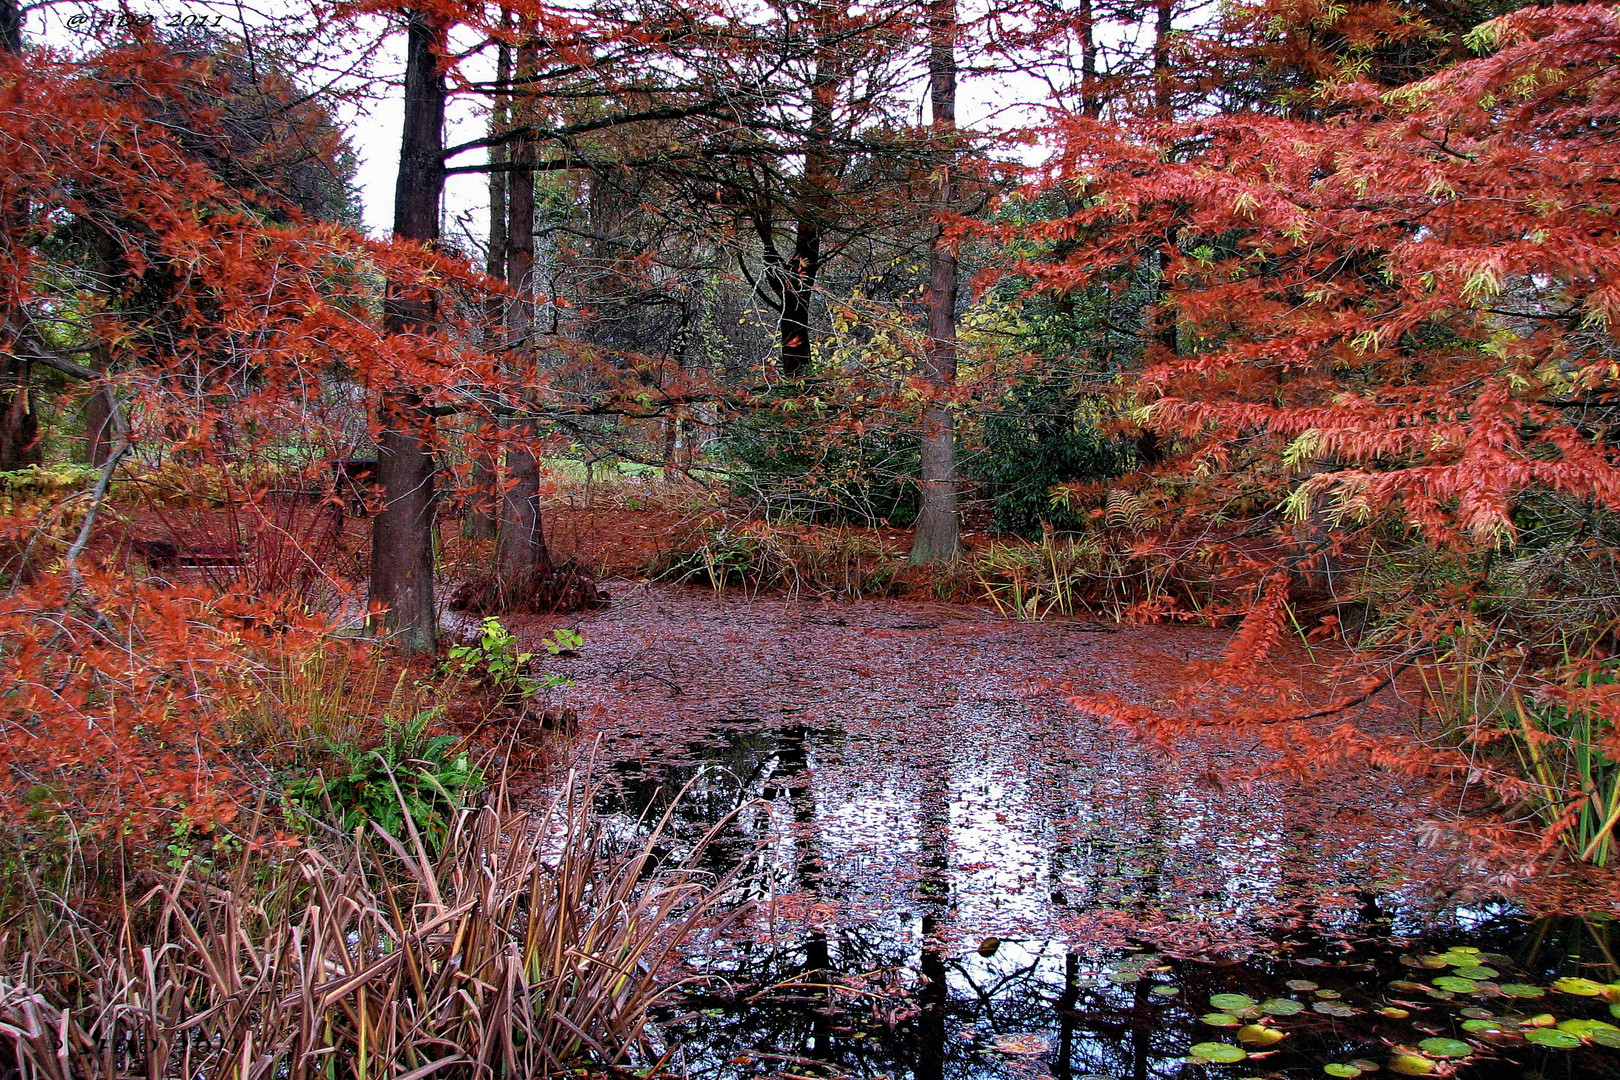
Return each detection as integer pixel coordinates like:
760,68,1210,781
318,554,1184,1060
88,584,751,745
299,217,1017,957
0,767,749,1079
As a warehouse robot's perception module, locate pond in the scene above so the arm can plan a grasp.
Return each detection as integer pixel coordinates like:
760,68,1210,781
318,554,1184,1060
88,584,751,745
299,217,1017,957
522,584,1620,1079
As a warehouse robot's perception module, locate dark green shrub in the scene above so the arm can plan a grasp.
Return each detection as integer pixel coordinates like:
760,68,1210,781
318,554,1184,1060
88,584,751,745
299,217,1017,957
968,374,1132,537
715,392,920,526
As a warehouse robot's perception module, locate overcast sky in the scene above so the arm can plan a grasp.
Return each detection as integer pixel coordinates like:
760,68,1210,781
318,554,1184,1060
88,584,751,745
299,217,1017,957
26,0,1068,245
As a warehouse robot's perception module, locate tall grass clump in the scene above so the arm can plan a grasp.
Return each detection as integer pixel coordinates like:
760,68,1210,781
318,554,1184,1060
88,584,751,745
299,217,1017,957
659,519,903,599
0,769,748,1078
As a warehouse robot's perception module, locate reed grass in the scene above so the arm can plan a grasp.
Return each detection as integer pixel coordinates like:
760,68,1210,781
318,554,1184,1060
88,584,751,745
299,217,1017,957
0,769,748,1079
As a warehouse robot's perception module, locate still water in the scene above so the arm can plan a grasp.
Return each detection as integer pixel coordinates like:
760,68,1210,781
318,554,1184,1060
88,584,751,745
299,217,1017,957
540,586,1620,1079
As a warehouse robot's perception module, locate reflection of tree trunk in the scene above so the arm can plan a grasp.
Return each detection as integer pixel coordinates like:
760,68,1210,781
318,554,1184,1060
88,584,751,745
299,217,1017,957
762,724,834,1051
370,7,446,654
916,915,948,1080
913,743,951,1080
1054,951,1080,1080
909,0,961,566
1131,972,1151,1080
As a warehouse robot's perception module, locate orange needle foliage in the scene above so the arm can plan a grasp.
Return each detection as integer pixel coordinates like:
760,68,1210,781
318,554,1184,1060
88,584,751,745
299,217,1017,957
1025,4,1620,864
0,39,520,829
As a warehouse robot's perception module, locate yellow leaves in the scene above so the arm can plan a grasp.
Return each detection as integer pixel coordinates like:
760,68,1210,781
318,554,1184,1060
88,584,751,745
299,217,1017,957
1461,267,1503,304
1350,329,1381,355
1230,191,1259,220
1463,19,1501,54
1425,175,1458,201
1282,430,1324,471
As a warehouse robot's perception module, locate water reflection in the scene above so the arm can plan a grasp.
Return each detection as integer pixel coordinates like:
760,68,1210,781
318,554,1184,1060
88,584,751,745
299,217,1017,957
596,724,1619,1079
665,916,1620,1080
562,591,1618,1077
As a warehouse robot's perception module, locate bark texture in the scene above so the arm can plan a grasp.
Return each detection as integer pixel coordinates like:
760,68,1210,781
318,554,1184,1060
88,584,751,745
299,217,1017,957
494,47,552,588
908,0,961,566
464,38,510,542
370,8,446,654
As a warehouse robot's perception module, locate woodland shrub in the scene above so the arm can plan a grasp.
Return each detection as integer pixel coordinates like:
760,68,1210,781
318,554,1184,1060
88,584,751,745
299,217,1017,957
658,518,904,598
715,390,921,527
967,374,1134,537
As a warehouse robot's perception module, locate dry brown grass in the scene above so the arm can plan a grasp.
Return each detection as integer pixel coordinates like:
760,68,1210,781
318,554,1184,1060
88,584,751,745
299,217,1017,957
0,770,748,1079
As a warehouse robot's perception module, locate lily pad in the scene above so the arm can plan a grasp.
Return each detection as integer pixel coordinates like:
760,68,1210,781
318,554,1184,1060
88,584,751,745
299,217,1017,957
1557,1018,1619,1037
1417,1038,1472,1059
1261,998,1305,1016
1378,1007,1411,1019
1188,1042,1247,1064
1314,988,1343,999
1324,1066,1361,1078
1287,979,1320,992
1387,1054,1434,1076
1593,1029,1620,1049
1497,983,1543,998
1236,1024,1285,1047
1460,1019,1505,1034
1431,976,1479,994
1552,976,1606,996
1452,965,1498,980
1314,1002,1360,1018
1202,1013,1243,1028
1211,993,1257,1012
1459,1007,1495,1019
1349,1060,1380,1072
1151,985,1180,997
1106,971,1141,984
1524,1028,1582,1049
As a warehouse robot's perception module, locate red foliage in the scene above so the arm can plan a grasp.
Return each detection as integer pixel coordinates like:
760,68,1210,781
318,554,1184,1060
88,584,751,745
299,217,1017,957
0,39,523,829
1021,4,1620,863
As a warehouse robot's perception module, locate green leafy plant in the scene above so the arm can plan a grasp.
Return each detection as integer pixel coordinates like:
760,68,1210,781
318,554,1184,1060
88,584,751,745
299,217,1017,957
1507,680,1620,867
442,617,576,702
284,709,483,852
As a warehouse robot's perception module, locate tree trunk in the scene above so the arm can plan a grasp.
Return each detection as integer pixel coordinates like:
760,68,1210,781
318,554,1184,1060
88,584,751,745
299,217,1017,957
83,385,119,466
495,63,552,587
0,0,35,471
1154,0,1174,123
908,0,961,566
370,8,446,654
0,0,20,53
778,219,820,378
775,5,839,380
1079,0,1100,118
464,38,510,542
0,353,36,470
